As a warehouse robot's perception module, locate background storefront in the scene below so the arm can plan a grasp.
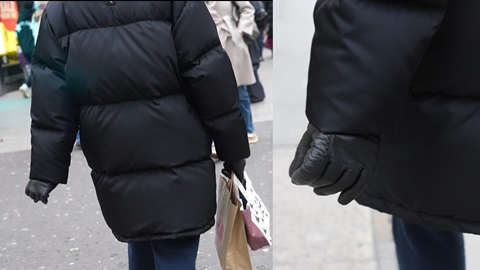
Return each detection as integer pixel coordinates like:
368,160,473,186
0,1,24,96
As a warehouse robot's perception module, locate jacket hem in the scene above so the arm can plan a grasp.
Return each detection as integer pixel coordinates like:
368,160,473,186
356,192,480,235
112,219,215,243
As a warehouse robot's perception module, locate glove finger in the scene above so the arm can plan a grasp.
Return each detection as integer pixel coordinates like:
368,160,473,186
290,151,328,186
221,169,231,178
291,131,331,186
33,192,40,203
41,193,49,204
313,163,362,194
337,168,371,205
289,147,308,179
288,125,316,177
26,191,35,202
233,168,245,181
25,181,31,196
310,162,344,189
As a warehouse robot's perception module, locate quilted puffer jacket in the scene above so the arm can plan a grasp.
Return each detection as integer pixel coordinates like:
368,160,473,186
307,0,480,234
29,1,249,242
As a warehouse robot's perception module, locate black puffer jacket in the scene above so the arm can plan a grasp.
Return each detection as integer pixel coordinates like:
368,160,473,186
307,0,480,234
29,1,249,242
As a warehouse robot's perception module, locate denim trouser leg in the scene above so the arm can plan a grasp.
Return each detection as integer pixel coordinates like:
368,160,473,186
128,236,200,270
238,85,254,133
392,216,465,270
128,241,155,270
257,25,265,57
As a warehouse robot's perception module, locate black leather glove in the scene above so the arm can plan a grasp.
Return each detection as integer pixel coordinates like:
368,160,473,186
289,124,380,205
223,159,246,181
25,179,58,204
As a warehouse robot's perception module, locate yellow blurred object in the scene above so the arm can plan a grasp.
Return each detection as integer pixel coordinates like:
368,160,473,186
0,1,19,59
0,23,6,55
0,22,18,55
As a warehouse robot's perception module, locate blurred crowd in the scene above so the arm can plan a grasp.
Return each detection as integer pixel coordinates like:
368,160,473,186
206,1,272,149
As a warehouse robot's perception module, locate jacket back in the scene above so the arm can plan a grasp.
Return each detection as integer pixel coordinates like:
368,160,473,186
411,0,480,97
29,1,249,242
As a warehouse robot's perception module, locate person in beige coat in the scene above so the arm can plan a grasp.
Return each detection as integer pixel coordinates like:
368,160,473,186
206,1,259,144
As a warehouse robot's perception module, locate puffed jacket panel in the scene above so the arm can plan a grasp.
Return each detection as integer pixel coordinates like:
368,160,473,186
306,0,446,135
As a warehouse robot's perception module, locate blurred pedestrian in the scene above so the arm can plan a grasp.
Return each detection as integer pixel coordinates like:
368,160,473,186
251,1,268,62
205,1,259,144
262,1,272,53
15,1,35,98
289,0,478,269
247,40,265,103
15,1,48,98
24,2,249,270
247,1,268,103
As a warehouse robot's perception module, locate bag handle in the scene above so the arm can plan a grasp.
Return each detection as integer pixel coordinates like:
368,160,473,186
222,171,250,209
220,173,241,206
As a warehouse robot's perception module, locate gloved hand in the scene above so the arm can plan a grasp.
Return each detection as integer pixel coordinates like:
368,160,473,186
223,159,248,208
289,124,380,205
223,159,246,181
25,179,58,204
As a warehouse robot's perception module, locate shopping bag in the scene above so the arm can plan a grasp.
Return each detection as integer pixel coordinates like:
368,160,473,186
215,174,252,270
234,172,272,251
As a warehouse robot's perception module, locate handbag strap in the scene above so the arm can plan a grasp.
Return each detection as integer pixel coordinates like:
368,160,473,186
233,172,252,203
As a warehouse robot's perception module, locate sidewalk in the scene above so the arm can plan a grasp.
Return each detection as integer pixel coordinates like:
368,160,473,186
0,53,273,269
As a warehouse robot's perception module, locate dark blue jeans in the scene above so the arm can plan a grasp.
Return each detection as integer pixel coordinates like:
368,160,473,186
392,216,465,270
256,24,265,57
128,236,200,270
238,85,254,133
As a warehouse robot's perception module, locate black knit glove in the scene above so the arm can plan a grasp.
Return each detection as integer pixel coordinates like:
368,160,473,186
289,124,380,205
25,179,58,204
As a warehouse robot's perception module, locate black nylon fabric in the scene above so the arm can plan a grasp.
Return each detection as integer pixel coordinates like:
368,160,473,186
307,0,480,234
29,1,249,242
306,0,446,135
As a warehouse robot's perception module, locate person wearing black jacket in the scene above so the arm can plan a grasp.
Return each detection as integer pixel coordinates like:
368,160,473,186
289,0,479,269
23,2,249,269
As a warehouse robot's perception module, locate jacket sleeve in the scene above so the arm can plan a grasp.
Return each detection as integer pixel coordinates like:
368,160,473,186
29,2,79,185
172,1,250,162
306,0,447,135
233,1,255,36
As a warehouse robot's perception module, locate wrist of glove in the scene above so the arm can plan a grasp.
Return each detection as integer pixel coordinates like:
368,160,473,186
25,179,58,204
289,124,380,205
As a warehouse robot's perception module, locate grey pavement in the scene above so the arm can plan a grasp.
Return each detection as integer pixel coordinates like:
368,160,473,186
272,0,480,269
0,53,273,269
